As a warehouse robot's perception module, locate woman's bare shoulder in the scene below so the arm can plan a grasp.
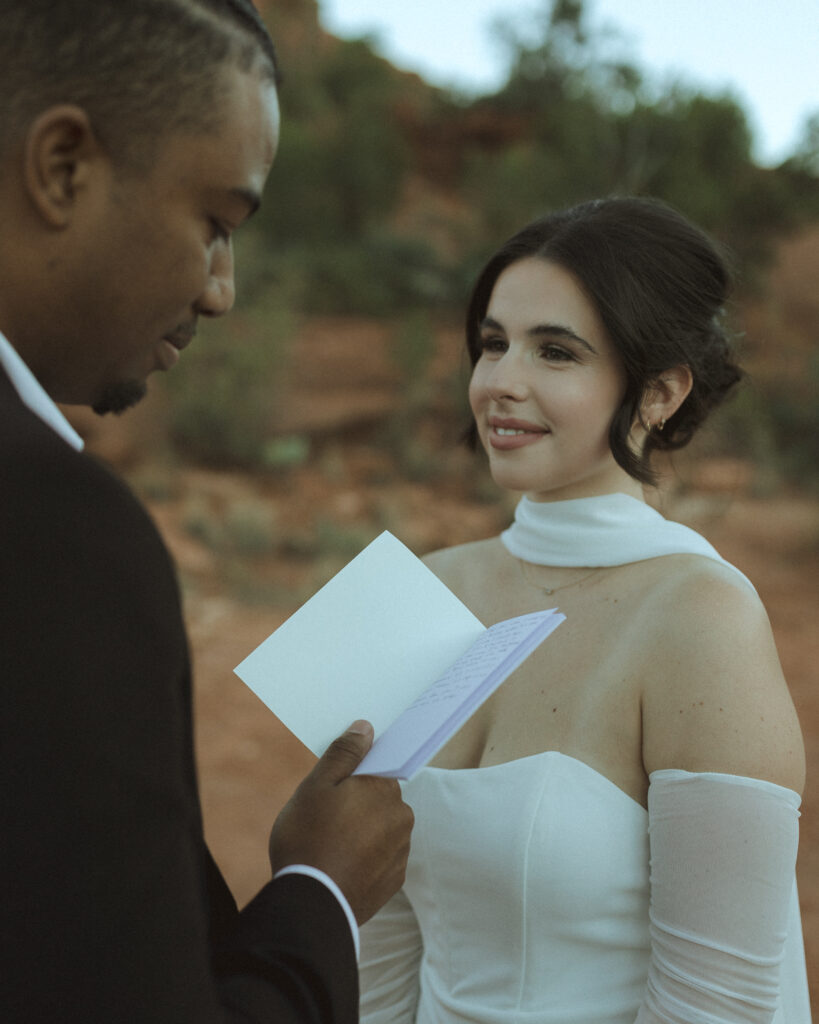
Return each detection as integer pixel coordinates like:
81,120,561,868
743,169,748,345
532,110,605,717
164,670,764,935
639,554,805,793
639,551,766,645
421,537,514,609
422,537,505,580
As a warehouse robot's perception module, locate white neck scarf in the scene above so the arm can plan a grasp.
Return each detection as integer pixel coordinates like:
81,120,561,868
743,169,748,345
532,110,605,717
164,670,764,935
501,493,753,590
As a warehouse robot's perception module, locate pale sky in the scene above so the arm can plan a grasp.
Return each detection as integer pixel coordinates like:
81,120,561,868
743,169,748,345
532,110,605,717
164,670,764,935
318,0,819,167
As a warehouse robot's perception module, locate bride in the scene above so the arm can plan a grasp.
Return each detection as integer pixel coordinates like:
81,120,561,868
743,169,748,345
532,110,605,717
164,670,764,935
359,197,810,1023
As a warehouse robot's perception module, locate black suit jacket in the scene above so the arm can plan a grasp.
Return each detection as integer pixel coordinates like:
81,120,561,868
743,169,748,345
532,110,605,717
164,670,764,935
0,365,358,1022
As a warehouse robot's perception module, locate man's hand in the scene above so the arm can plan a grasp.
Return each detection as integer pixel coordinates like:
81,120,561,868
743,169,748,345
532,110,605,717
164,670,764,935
269,721,414,924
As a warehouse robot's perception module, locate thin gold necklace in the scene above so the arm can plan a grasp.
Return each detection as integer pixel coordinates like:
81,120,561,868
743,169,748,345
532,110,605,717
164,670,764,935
517,558,603,596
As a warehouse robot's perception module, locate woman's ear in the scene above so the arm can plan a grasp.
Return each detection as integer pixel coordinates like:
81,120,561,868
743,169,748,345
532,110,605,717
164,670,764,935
23,105,99,228
640,364,693,431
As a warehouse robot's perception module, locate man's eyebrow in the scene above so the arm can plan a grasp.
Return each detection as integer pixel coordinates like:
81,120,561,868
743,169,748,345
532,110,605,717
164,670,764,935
480,316,597,354
229,187,262,218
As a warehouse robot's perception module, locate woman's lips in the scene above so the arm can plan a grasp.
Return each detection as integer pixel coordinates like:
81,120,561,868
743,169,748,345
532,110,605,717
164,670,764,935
487,417,549,450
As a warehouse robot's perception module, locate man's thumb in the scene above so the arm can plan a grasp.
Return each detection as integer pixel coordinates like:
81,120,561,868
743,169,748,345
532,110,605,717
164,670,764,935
316,720,374,781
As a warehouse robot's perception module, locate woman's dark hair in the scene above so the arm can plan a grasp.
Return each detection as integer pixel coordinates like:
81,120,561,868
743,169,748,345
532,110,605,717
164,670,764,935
465,196,743,484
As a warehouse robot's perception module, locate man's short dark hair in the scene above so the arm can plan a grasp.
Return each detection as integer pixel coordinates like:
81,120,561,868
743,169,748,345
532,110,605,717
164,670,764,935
0,0,281,169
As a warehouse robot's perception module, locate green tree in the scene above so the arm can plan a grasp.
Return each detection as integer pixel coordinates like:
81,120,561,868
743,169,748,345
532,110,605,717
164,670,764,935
457,0,816,278
262,37,408,245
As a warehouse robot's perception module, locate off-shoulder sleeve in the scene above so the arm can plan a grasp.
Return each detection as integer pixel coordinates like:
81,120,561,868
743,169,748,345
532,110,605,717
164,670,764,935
636,770,809,1024
359,888,423,1023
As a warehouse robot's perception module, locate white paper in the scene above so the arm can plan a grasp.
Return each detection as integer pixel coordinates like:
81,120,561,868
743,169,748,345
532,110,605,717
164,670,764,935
355,608,565,778
234,531,485,757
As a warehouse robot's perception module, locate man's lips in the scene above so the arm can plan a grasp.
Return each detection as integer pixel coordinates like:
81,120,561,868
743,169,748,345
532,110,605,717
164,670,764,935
156,330,195,371
163,330,196,352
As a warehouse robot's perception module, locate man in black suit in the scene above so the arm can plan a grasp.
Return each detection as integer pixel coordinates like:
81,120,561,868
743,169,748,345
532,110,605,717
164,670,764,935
0,2,413,1021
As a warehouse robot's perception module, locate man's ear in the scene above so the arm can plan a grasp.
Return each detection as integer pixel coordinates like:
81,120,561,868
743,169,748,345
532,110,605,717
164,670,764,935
640,364,694,431
23,105,100,228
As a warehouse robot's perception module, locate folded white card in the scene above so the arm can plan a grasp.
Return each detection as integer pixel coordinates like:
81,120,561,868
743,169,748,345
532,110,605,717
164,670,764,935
234,531,565,779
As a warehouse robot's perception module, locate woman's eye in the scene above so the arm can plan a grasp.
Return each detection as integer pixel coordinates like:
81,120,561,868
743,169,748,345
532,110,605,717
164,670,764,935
541,344,574,362
479,336,506,354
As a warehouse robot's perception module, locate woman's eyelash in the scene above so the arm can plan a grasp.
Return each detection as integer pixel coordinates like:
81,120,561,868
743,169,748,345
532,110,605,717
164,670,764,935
477,337,577,361
540,343,574,361
479,335,506,351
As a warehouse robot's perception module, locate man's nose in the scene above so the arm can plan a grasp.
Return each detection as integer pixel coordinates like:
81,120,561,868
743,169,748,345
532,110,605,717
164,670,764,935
197,243,236,318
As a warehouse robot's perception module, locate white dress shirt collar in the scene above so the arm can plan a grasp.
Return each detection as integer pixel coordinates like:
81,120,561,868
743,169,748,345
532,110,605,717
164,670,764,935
0,330,84,451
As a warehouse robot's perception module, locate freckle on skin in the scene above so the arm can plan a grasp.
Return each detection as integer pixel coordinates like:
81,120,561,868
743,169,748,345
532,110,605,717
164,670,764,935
552,707,557,713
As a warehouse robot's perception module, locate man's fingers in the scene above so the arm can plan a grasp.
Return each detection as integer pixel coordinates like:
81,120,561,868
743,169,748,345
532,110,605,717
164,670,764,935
270,717,413,918
314,720,374,783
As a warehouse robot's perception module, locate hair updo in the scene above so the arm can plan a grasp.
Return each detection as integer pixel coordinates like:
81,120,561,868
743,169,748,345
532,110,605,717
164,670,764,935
464,196,743,484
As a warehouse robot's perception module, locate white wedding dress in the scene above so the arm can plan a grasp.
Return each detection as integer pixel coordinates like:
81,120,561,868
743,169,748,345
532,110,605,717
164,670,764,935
359,496,811,1024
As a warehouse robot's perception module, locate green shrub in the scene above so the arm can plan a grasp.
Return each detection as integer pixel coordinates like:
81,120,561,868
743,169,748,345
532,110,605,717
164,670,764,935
765,357,819,488
166,283,297,467
265,233,458,317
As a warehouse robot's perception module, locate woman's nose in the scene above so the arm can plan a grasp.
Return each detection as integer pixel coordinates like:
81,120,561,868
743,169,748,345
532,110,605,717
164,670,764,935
485,353,529,401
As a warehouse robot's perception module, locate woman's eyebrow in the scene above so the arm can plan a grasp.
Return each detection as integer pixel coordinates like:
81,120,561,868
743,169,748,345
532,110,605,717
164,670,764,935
529,324,597,354
480,316,597,354
479,316,506,334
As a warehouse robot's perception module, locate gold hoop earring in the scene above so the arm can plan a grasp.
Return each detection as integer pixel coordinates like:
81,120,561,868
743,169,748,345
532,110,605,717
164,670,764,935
655,418,666,432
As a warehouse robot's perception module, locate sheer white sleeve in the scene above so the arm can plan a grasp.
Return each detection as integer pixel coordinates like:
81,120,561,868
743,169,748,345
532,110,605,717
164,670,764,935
636,770,808,1024
359,888,423,1024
